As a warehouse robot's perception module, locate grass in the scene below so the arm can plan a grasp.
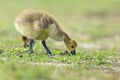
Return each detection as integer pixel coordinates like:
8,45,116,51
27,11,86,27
0,0,120,80
0,47,119,80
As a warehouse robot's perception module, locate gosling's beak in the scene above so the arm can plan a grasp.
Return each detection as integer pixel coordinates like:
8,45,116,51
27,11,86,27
71,50,76,55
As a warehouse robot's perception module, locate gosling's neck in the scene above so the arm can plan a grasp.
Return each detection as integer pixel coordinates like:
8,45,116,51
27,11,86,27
64,32,71,44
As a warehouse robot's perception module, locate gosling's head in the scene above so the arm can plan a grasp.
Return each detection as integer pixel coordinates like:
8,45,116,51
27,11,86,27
65,40,77,55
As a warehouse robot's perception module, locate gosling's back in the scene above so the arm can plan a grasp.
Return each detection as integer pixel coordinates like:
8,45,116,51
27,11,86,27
15,10,64,40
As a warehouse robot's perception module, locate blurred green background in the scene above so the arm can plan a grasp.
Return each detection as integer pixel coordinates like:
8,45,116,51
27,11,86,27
0,0,120,80
0,0,120,50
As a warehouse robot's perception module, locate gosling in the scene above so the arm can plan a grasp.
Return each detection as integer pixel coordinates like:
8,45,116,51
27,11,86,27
14,9,77,55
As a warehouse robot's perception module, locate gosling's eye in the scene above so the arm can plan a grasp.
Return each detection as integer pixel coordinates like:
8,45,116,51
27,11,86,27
71,45,74,48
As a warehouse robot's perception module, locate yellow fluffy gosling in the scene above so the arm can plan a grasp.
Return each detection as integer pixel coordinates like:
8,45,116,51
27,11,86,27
15,9,77,55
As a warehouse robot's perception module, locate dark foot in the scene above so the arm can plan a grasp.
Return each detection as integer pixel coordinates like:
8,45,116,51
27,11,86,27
29,49,34,54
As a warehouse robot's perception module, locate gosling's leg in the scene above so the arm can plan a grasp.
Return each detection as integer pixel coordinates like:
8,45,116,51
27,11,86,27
22,35,29,48
29,39,34,54
41,40,52,54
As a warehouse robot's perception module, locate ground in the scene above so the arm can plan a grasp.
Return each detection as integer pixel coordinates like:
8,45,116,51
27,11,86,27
0,0,120,80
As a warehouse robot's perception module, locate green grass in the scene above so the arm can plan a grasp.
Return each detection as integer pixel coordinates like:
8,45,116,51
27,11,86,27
0,47,119,80
0,0,120,80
